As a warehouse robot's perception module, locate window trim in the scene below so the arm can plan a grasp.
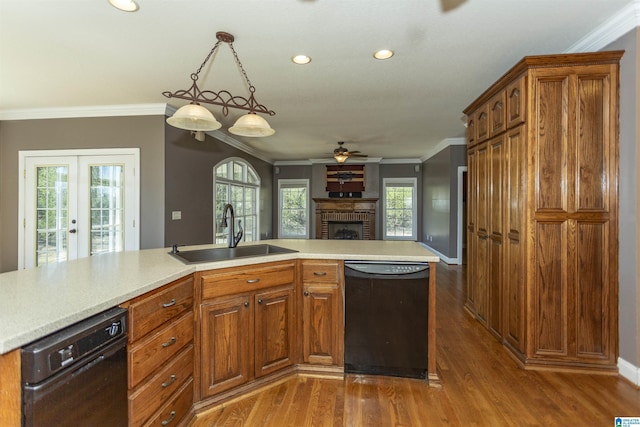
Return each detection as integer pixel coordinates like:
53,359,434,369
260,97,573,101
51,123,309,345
277,178,310,239
382,177,418,241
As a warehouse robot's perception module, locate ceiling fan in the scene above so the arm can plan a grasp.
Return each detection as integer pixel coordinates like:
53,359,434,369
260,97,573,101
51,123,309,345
332,141,368,163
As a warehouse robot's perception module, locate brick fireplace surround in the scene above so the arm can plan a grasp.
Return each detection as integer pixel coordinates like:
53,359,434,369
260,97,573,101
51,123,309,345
313,198,378,240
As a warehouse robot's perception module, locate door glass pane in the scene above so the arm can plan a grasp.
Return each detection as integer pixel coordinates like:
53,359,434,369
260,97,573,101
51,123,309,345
35,166,69,266
89,165,124,255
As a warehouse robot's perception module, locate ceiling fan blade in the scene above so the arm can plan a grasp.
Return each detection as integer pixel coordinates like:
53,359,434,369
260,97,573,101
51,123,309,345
351,153,368,157
440,0,466,12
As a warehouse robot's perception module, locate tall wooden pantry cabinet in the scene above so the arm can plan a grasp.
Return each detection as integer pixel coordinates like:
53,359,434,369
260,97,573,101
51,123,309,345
464,51,623,373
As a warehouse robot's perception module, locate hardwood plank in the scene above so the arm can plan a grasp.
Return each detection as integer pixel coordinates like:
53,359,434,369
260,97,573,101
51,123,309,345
189,262,640,427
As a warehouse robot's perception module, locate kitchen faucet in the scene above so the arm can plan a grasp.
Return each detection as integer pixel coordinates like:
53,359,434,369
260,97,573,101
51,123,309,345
221,203,243,248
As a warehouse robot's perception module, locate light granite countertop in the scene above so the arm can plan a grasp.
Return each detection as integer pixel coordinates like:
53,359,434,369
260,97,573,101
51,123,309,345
0,239,438,354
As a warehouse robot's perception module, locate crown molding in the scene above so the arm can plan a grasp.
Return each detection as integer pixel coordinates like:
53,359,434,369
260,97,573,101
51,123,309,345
566,0,640,53
421,137,466,162
0,103,168,120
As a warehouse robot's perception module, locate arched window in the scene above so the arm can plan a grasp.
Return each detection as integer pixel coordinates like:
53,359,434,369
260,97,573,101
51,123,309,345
213,158,260,244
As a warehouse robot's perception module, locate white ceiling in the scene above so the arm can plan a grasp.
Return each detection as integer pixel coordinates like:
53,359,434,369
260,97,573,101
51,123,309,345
0,0,635,163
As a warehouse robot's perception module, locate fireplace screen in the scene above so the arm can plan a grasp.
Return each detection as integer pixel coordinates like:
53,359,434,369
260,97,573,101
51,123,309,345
329,221,363,240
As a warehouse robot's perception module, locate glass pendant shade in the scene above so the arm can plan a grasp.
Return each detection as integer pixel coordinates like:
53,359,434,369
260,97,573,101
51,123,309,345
108,0,139,12
229,113,275,137
166,104,222,131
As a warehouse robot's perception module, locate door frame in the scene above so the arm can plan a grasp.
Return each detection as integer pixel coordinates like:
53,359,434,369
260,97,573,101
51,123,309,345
18,148,140,269
457,166,468,265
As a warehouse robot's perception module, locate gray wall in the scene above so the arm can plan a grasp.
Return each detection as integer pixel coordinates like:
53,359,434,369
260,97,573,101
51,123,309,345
0,116,165,273
164,127,274,247
606,29,639,367
422,145,467,259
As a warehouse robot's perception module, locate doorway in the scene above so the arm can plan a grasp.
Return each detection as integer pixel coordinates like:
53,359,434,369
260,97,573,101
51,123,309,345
18,149,140,269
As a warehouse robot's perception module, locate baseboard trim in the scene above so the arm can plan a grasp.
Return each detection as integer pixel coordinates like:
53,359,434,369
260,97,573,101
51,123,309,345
618,357,640,386
418,242,458,264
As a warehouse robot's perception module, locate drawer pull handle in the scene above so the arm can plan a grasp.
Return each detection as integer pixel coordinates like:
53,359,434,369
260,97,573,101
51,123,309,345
303,291,309,297
313,271,327,276
162,374,177,388
258,299,263,304
161,410,176,426
244,301,250,308
246,278,260,283
162,337,176,348
162,298,177,308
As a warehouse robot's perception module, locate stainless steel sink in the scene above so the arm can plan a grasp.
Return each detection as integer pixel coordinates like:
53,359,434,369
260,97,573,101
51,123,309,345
169,244,297,264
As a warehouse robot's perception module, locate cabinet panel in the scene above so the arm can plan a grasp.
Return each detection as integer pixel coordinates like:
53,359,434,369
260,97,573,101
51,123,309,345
128,276,193,342
488,135,505,337
489,90,506,137
302,261,339,283
302,283,342,366
534,222,567,356
200,261,295,300
141,377,193,427
505,126,526,353
476,104,489,142
506,76,526,128
534,76,569,212
129,345,193,427
576,74,610,212
128,311,194,389
465,148,477,312
200,295,252,396
575,221,609,358
467,115,476,147
254,286,295,377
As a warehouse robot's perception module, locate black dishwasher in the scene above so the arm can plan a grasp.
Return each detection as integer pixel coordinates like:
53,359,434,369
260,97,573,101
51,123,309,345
344,261,429,379
21,307,128,427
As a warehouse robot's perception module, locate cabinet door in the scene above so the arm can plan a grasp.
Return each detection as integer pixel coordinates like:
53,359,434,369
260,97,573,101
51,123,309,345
302,283,343,366
504,125,526,354
200,294,252,397
476,104,489,142
465,147,477,313
475,142,489,324
488,134,505,338
254,286,295,377
506,76,526,128
489,90,506,137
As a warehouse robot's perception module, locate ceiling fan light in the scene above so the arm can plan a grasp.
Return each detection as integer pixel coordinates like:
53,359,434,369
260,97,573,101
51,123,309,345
229,113,275,137
334,153,349,163
167,104,222,131
108,0,139,12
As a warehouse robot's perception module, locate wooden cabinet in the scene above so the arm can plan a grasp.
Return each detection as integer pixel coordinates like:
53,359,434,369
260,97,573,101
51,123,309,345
197,261,296,398
126,275,194,427
464,51,622,373
300,260,344,367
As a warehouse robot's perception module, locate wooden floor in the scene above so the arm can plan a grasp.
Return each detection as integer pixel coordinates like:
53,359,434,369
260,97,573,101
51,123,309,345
190,262,640,426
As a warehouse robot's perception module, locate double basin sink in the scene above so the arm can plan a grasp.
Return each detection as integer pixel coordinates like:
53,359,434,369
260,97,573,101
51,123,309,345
169,244,298,264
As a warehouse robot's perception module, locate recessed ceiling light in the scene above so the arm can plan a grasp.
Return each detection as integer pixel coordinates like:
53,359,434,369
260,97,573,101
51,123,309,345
108,0,139,12
373,49,394,60
292,55,311,65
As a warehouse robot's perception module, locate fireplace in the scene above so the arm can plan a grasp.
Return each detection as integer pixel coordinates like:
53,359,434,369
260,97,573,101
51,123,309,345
313,198,377,240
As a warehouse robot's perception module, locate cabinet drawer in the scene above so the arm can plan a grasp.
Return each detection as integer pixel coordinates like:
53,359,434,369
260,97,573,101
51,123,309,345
129,311,194,388
201,261,295,299
129,345,193,427
129,275,194,342
302,261,339,283
142,377,193,427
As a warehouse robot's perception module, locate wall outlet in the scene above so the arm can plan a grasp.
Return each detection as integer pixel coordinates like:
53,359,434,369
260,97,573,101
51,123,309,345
172,211,182,220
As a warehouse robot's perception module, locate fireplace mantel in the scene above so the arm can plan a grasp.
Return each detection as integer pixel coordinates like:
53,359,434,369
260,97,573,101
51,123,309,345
313,198,378,240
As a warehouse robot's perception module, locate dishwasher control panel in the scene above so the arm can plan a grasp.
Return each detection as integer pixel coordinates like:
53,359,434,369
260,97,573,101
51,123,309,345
345,261,429,276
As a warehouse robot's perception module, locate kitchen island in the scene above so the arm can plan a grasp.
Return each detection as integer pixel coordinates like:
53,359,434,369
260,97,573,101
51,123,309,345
0,239,439,426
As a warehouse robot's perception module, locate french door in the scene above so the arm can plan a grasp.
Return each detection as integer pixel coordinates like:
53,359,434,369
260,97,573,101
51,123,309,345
19,149,140,269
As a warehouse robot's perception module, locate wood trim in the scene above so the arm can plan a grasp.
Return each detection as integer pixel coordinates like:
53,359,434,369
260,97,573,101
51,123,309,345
0,349,21,427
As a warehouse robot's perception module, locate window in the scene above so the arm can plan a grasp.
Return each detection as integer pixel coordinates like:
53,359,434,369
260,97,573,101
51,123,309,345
278,179,309,238
383,177,417,240
213,159,260,244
